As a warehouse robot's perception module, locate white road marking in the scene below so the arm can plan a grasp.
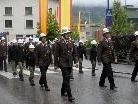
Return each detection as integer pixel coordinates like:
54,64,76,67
0,66,94,79
0,71,18,79
35,68,59,74
17,69,39,76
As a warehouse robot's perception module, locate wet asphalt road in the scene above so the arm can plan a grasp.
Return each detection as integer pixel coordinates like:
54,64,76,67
0,61,138,104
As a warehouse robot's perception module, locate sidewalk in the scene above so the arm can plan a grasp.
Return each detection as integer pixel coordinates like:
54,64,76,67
82,59,134,75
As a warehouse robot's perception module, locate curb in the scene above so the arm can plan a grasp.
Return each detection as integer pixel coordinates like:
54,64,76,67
82,66,132,75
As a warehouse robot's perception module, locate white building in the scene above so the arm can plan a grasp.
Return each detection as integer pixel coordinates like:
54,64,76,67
0,0,59,41
49,0,59,13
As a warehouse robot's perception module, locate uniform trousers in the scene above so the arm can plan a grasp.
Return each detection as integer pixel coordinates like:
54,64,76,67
11,60,17,73
29,66,35,83
79,58,83,72
61,67,72,97
131,60,138,81
18,62,24,78
0,56,7,72
99,62,115,88
39,66,48,87
91,59,96,74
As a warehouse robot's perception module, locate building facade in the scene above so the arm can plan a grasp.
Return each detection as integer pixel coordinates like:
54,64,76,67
0,0,59,41
126,5,138,30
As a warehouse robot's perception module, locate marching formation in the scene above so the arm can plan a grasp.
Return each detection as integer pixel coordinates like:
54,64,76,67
0,27,138,102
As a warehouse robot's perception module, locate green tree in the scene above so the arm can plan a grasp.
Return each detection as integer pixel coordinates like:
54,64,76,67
47,12,60,41
36,22,41,37
111,1,134,36
71,26,79,41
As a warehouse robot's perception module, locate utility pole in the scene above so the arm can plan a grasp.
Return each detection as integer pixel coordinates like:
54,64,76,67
89,14,91,25
107,0,109,9
125,0,126,6
78,11,81,36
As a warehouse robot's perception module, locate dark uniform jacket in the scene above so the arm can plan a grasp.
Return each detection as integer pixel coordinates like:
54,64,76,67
97,38,114,63
90,45,97,60
0,42,7,57
77,45,87,59
36,43,52,67
129,41,138,61
55,38,78,68
16,45,25,63
26,51,36,67
8,45,18,61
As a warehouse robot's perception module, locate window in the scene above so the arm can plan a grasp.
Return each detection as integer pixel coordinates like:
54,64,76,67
5,20,12,28
16,35,23,39
5,7,12,16
48,8,52,14
25,7,32,15
26,20,33,29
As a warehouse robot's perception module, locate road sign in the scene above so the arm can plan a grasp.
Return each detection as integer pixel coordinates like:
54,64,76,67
105,9,112,27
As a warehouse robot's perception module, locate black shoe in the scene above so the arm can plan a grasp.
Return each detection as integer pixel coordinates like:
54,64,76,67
19,74,24,81
19,78,24,81
79,71,84,74
44,84,50,91
131,80,138,82
40,84,44,88
45,87,50,91
110,87,117,91
30,83,35,86
61,93,68,97
110,86,117,90
113,86,118,88
70,77,74,81
99,85,107,88
68,97,75,102
13,72,17,76
92,73,96,76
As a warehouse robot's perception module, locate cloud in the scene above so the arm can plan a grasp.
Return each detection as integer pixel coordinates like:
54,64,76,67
73,0,138,7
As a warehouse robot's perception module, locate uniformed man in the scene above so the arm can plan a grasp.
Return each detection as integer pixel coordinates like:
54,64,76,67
26,44,36,86
24,36,35,70
55,27,77,102
36,33,52,91
0,37,7,72
90,40,97,76
16,39,25,81
130,31,138,82
8,39,18,76
52,38,59,70
77,40,87,73
97,28,117,90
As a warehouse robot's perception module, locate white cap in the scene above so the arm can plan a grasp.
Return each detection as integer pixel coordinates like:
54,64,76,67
79,40,83,43
1,37,5,40
61,26,71,34
33,38,39,42
29,36,33,40
134,31,138,36
12,39,17,43
18,39,23,44
29,44,35,49
103,28,109,33
40,33,46,37
25,38,29,43
55,38,58,41
91,40,97,45
22,39,25,42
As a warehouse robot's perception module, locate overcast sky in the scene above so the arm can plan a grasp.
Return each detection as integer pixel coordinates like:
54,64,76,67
73,0,138,7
